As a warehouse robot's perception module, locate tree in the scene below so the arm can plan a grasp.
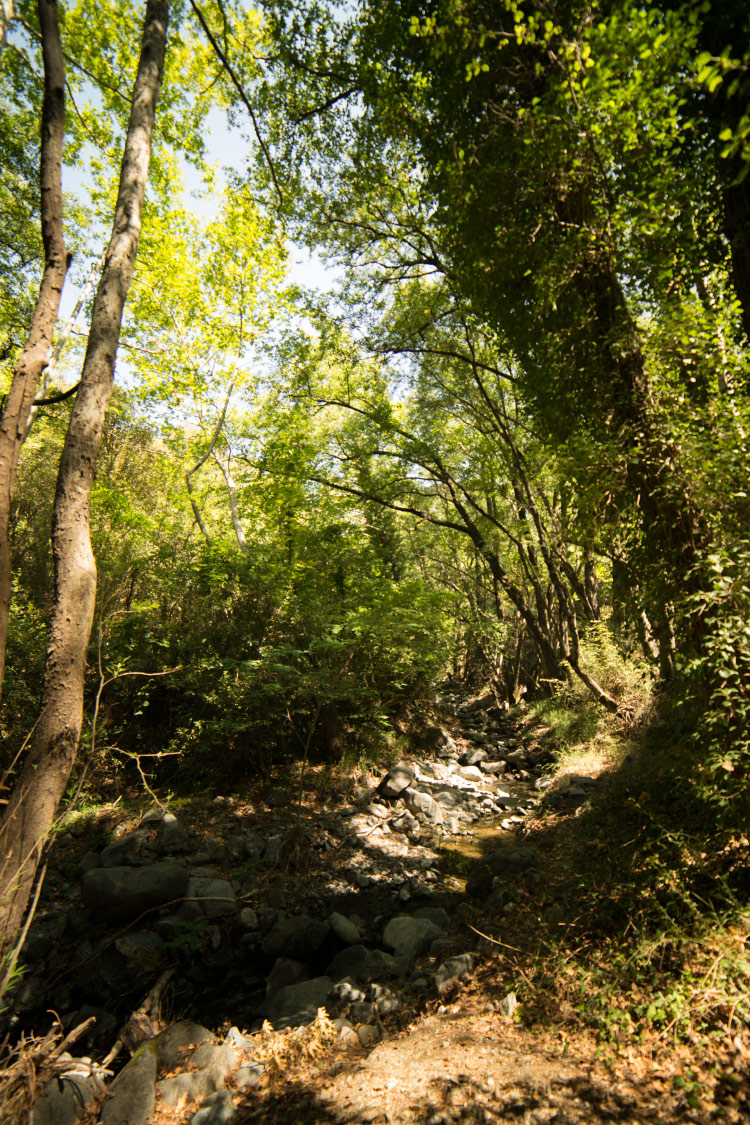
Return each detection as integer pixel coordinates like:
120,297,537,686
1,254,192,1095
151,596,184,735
0,0,68,698
0,0,168,948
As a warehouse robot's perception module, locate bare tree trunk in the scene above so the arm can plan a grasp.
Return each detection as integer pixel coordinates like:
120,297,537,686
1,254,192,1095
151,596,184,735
213,451,250,556
0,0,169,950
184,382,234,543
0,0,68,699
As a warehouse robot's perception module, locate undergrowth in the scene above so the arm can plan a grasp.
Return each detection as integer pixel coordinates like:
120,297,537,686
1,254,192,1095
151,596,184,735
509,659,750,1055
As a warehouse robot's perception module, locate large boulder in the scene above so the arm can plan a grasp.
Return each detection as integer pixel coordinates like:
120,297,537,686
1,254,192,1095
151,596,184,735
402,788,444,825
184,876,236,918
376,762,414,799
266,976,333,1029
100,1044,158,1124
156,1022,216,1071
81,863,189,921
326,944,395,984
382,915,444,961
261,913,329,958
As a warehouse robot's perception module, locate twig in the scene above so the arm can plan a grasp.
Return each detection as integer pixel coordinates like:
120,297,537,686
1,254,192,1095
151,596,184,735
466,923,522,952
188,0,283,206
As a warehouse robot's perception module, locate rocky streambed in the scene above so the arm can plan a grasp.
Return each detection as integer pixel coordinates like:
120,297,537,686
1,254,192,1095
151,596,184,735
8,690,599,1124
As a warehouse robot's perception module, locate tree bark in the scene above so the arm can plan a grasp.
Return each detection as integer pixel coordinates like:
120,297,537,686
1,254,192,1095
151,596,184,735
0,0,169,950
0,0,68,700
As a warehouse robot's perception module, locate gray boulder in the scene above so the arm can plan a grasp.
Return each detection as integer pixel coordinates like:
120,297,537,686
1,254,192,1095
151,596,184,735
329,911,361,944
266,976,333,1028
81,863,189,921
101,1044,157,1124
377,762,414,799
456,765,485,784
185,876,236,917
99,830,149,868
383,915,443,961
261,913,329,958
266,957,310,1000
402,788,444,825
156,1021,215,1071
159,812,189,853
157,1044,238,1108
326,944,394,984
435,953,475,996
31,1074,101,1125
460,747,489,766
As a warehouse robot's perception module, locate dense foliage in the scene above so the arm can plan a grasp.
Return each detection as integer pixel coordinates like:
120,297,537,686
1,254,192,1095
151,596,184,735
1,0,749,821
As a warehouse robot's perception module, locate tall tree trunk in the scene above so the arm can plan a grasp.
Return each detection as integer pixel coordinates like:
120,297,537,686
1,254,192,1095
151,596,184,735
0,0,68,699
0,0,168,950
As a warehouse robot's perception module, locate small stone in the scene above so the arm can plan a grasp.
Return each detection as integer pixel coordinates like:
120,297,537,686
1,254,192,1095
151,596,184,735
496,991,518,1017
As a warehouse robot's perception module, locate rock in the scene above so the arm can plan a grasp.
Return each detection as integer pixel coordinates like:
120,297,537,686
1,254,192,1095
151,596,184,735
481,761,507,776
435,953,474,996
433,789,462,810
459,747,489,766
505,749,529,768
99,830,150,868
496,991,518,1017
185,877,236,918
76,851,102,876
326,944,394,984
157,1044,238,1107
485,846,538,876
81,863,189,921
357,1024,381,1047
159,812,189,853
156,1023,216,1071
235,1063,264,1089
414,906,451,931
31,1074,101,1125
266,957,310,1000
243,833,265,858
455,765,485,784
377,762,415,799
191,1091,237,1125
329,911,360,944
238,907,259,930
261,913,329,958
383,915,444,960
423,726,458,755
266,976,333,1029
101,1043,158,1124
114,931,165,970
263,835,284,866
402,788,444,825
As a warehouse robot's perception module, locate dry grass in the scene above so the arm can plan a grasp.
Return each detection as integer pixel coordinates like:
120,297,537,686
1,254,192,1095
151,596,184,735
0,1014,108,1123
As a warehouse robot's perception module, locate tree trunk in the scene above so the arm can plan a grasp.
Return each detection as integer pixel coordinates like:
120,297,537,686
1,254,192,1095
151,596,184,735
0,0,168,950
0,0,68,699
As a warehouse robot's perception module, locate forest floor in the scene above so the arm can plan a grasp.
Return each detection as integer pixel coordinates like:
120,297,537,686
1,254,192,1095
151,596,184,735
7,690,750,1124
